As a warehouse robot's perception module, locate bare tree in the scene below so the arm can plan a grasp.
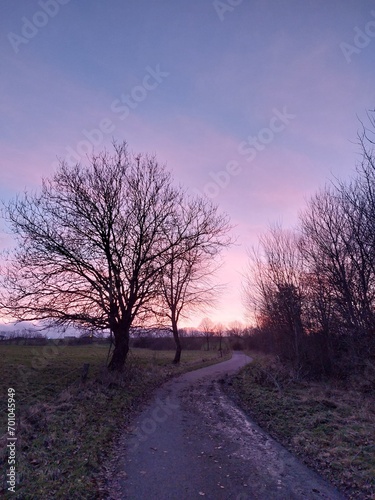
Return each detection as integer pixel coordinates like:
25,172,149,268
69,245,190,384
244,112,375,376
155,198,231,363
300,187,360,333
199,317,215,351
214,322,225,356
226,320,245,337
244,226,305,367
299,116,375,362
0,142,192,371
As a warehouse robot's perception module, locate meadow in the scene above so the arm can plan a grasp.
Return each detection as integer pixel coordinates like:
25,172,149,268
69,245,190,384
225,353,375,500
0,344,226,499
3,342,373,499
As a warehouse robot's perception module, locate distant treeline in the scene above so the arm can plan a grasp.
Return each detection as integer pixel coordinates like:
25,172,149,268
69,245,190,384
0,335,110,346
0,328,244,352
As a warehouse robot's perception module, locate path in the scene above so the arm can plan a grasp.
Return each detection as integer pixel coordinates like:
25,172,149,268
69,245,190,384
106,352,345,500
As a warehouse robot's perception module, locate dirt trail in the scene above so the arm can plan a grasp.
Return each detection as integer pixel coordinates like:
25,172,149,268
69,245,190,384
106,352,345,500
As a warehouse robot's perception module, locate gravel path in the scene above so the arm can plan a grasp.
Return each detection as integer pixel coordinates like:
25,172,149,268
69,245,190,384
106,352,345,500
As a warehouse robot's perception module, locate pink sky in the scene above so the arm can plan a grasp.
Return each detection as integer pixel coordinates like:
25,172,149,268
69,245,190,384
1,0,374,328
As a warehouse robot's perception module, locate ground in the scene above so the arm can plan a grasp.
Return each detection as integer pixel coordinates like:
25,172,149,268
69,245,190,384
105,353,344,499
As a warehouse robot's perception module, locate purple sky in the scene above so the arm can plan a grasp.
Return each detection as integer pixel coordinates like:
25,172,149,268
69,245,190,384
1,0,375,327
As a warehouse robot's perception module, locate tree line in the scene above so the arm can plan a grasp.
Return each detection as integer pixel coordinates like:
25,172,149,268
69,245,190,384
244,113,375,379
0,142,231,371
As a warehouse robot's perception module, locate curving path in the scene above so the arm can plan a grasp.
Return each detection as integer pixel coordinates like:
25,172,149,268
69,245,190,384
106,352,345,500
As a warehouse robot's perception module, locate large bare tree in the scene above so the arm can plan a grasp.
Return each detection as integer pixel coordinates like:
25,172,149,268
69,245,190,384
0,142,203,371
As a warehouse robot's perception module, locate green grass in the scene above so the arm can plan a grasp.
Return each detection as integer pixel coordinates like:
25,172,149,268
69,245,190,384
0,344,229,499
225,353,375,500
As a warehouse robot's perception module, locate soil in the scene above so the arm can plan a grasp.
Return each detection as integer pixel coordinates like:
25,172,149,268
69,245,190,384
105,352,345,499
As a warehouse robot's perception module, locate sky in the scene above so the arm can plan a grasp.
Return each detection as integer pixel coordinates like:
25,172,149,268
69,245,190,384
1,0,374,328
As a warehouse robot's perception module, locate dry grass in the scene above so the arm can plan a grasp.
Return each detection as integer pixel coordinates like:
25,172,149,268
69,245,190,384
225,353,375,500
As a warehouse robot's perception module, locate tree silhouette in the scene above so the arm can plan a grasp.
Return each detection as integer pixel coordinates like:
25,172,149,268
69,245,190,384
1,142,206,371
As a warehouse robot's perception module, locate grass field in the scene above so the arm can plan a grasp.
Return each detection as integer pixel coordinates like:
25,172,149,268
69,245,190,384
225,352,375,500
0,344,228,499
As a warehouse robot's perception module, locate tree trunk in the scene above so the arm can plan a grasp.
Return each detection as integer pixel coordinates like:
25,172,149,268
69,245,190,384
108,325,130,371
172,319,182,364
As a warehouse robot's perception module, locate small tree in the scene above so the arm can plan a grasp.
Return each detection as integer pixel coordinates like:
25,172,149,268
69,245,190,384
200,317,215,351
214,322,225,356
156,198,231,363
